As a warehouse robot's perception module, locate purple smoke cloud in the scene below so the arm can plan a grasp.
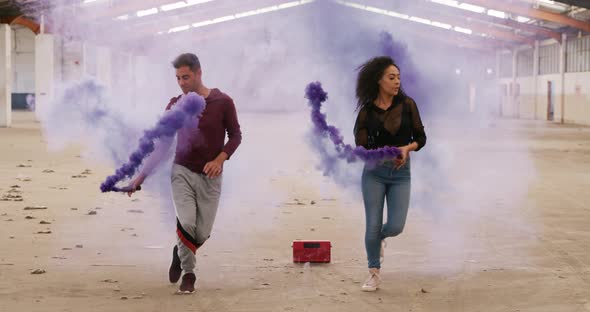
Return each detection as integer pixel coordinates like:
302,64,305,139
305,81,401,176
378,32,428,114
100,93,206,192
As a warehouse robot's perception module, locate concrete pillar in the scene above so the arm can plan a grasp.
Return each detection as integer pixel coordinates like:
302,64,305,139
495,51,501,80
132,55,148,105
35,34,55,113
0,24,12,127
96,46,112,89
559,33,567,124
512,48,518,118
82,42,95,77
533,40,540,120
469,83,476,113
495,50,501,117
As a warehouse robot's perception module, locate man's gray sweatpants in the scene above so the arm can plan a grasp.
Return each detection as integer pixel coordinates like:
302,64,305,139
171,164,222,274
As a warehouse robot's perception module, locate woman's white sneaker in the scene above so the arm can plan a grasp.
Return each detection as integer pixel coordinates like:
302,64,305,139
361,268,381,292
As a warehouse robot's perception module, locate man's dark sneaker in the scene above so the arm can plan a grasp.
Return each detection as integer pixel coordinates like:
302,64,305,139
178,273,196,294
169,245,182,283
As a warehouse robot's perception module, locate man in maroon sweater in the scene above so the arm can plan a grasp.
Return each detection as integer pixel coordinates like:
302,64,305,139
128,53,242,293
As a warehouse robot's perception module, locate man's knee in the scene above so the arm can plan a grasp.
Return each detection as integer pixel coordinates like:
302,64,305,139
194,234,211,246
178,222,196,235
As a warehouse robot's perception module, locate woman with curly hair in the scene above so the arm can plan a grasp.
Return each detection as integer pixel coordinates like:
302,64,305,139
353,56,427,291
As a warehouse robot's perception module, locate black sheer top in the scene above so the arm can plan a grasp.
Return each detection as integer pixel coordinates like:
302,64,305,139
354,97,426,151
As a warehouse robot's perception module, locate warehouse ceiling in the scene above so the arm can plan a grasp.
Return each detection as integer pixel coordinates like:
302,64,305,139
1,0,589,50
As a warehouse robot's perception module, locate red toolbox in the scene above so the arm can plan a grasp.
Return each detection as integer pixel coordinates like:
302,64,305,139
292,240,331,263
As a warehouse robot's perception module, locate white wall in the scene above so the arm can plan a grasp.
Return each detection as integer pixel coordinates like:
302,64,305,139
563,72,590,125
52,38,114,87
515,76,536,119
498,78,511,117
500,72,590,125
0,24,12,127
11,26,35,93
1,25,144,115
535,74,561,121
498,34,590,126
35,34,55,112
61,39,84,82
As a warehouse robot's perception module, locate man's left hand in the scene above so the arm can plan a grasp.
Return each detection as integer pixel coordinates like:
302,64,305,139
203,159,223,178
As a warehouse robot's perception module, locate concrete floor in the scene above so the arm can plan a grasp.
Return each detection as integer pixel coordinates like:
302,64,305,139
0,110,589,312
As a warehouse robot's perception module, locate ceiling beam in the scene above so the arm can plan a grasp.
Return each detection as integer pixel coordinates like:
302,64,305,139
417,0,563,42
0,15,40,34
115,5,505,53
553,0,590,9
78,0,188,21
480,15,563,42
398,6,537,45
78,0,275,22
341,0,534,45
395,19,517,50
91,0,306,41
405,28,499,51
193,21,499,52
466,0,590,33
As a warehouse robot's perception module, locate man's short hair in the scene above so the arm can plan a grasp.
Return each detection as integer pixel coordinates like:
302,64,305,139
172,53,201,72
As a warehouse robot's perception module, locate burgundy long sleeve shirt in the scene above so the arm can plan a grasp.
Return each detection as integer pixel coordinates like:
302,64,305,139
165,88,242,174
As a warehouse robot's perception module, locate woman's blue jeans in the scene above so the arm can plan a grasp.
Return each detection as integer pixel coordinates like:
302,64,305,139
362,158,411,269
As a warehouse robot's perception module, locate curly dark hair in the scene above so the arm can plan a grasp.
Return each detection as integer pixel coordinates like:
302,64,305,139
355,56,407,111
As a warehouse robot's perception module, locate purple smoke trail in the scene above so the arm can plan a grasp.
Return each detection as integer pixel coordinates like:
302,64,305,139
379,31,434,115
305,81,401,174
100,93,206,192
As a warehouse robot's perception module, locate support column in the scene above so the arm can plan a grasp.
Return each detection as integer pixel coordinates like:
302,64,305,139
35,34,54,113
133,54,148,105
495,51,501,80
495,50,501,117
559,33,567,124
512,48,518,118
0,24,12,127
96,46,112,89
533,40,540,120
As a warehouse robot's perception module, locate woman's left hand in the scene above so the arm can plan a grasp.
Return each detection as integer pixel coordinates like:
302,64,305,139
394,145,410,170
